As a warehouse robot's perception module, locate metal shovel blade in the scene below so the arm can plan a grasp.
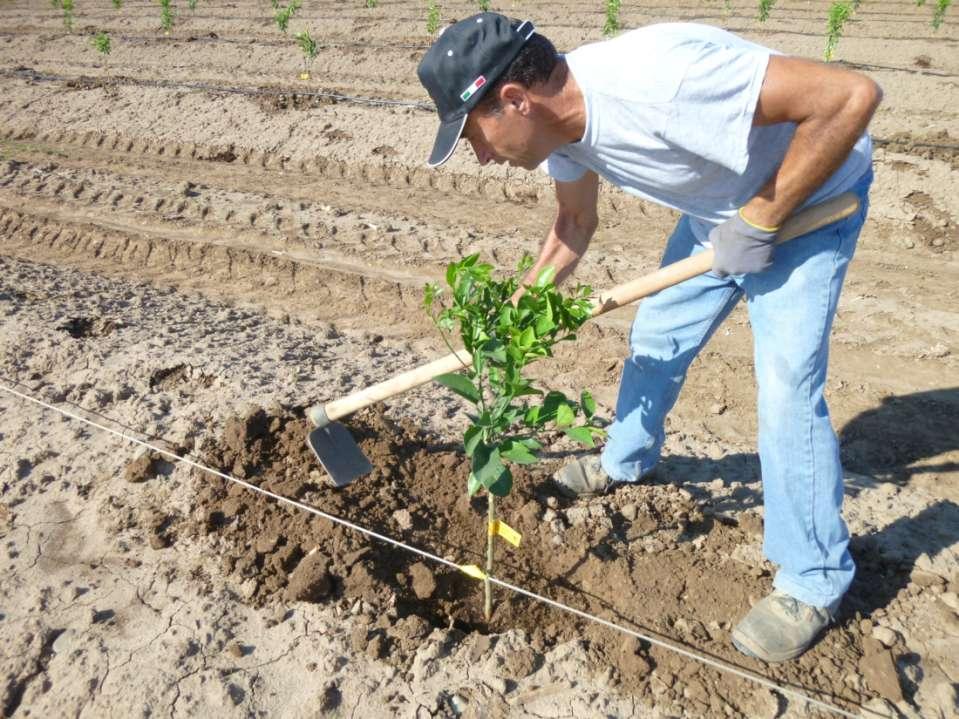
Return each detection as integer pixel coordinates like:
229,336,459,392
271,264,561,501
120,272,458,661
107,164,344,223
307,422,373,488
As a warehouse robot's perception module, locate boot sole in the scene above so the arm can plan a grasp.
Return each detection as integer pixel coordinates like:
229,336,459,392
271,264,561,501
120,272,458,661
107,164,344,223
731,630,810,663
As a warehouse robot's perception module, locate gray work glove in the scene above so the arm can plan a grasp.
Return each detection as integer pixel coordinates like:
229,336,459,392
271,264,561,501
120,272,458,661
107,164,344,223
708,212,779,278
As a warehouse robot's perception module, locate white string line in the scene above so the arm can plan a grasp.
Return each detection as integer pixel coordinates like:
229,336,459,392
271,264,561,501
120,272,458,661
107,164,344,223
0,381,861,719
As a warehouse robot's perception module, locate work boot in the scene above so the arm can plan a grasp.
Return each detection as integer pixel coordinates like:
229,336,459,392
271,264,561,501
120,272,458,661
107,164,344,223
553,455,614,497
731,590,832,662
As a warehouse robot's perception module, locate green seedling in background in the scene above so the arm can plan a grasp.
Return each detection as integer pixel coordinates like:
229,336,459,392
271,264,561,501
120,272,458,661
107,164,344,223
295,29,317,79
112,0,123,9
188,0,197,12
824,0,852,60
159,0,175,33
427,0,440,35
61,0,75,31
92,30,111,54
603,0,621,36
479,0,491,11
758,0,776,21
367,0,378,8
424,254,604,622
933,0,952,28
270,0,280,9
274,0,301,33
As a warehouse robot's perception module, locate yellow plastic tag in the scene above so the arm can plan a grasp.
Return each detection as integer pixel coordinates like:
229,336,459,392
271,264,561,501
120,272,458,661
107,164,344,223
488,520,522,547
460,564,487,580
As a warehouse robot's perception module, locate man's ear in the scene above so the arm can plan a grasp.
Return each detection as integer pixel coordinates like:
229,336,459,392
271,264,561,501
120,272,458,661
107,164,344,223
500,83,530,114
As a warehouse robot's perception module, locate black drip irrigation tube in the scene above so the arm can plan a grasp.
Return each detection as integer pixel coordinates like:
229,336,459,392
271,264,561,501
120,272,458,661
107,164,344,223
2,66,436,112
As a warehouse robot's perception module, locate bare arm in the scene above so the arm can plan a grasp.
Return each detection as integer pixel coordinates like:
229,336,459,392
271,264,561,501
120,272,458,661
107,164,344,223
520,170,600,290
742,55,882,229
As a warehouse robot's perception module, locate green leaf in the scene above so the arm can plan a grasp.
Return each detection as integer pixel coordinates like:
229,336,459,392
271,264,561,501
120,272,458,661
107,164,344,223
580,390,597,419
524,405,542,426
555,403,575,427
482,339,508,364
487,466,513,497
423,282,440,310
564,426,595,447
499,440,538,465
472,444,508,491
534,314,555,337
464,425,483,457
534,265,556,289
467,472,483,497
434,373,480,404
518,326,535,350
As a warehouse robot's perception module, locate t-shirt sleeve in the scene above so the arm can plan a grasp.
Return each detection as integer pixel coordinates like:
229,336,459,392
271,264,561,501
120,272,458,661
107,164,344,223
539,150,588,183
660,40,771,175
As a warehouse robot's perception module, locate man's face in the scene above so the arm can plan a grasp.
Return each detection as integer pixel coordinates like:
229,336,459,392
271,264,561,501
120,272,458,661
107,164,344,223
460,86,550,171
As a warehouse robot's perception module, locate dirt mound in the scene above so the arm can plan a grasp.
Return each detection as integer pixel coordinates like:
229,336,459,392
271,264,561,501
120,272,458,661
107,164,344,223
176,406,881,715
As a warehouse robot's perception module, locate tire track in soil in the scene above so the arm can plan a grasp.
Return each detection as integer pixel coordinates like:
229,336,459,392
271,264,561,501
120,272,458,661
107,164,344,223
0,124,676,281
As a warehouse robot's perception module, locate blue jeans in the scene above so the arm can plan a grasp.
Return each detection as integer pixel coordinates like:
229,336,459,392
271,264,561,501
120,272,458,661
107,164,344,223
601,170,873,612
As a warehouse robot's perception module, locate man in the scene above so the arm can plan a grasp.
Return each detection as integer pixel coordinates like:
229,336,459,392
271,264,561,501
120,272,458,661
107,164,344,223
417,14,880,663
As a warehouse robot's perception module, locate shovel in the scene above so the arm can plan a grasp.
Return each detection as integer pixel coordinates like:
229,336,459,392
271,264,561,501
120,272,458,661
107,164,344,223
307,192,860,486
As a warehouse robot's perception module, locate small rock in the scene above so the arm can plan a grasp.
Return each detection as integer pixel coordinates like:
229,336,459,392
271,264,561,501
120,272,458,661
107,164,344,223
449,693,468,715
486,677,508,695
52,629,78,655
620,503,638,521
859,648,904,703
239,578,258,600
409,562,437,600
255,535,279,554
546,496,559,510
928,342,950,358
871,626,898,648
366,632,386,660
284,552,331,602
124,447,160,483
225,641,244,659
392,509,413,531
940,592,959,611
709,402,726,415
542,508,557,523
566,506,589,526
708,478,725,491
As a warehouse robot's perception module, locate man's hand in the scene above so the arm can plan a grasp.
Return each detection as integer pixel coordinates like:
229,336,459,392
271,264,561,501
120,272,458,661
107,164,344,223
709,210,779,278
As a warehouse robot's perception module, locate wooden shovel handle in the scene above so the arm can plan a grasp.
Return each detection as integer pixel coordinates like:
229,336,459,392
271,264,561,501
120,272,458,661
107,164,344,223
593,191,859,315
313,192,859,425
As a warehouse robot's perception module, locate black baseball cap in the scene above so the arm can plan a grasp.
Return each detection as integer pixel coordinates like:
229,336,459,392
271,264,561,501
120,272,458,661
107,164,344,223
417,13,536,167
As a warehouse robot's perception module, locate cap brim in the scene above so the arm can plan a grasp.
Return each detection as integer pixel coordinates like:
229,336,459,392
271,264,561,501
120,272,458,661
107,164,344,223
426,114,467,168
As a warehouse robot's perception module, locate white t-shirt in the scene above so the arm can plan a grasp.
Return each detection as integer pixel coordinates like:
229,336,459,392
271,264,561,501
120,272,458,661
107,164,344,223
541,23,872,237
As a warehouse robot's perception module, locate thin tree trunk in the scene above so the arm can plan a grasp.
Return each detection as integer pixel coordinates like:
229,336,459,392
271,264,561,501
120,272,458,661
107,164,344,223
485,492,494,622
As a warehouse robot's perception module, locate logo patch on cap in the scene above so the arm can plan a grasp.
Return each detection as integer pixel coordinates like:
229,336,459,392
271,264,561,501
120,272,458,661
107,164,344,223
460,75,486,102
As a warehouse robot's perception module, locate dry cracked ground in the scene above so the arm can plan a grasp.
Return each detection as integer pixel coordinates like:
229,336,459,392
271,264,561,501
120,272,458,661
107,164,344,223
1,0,958,717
